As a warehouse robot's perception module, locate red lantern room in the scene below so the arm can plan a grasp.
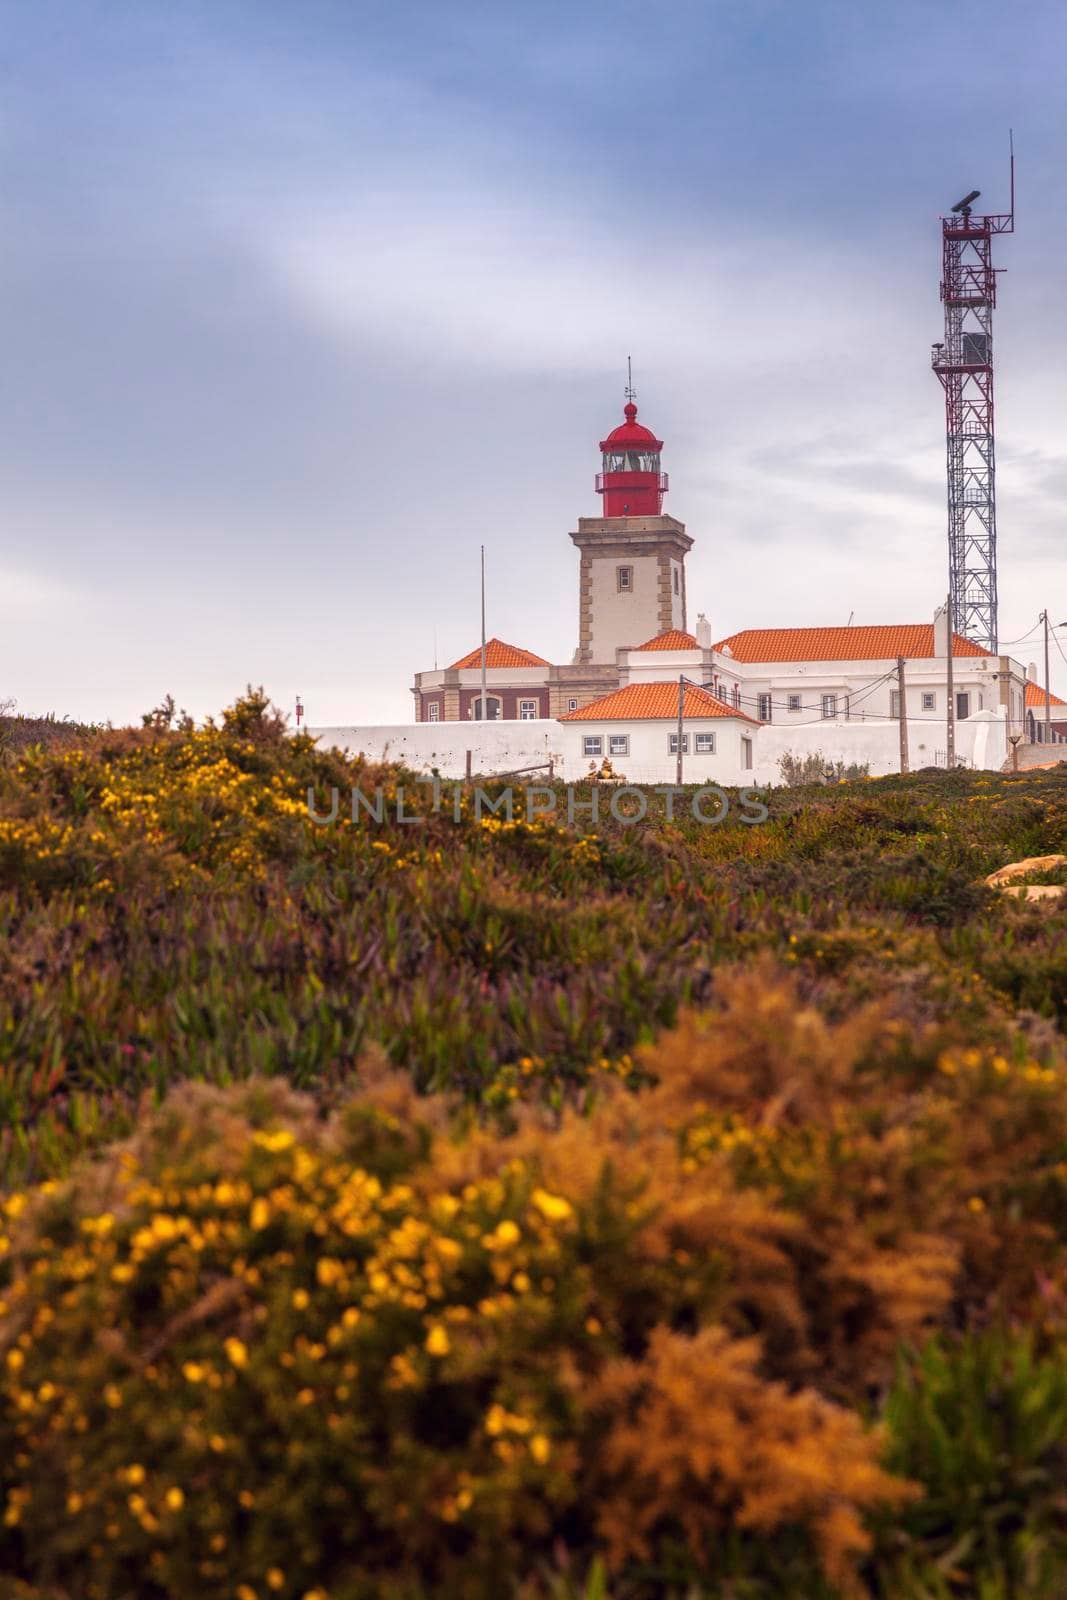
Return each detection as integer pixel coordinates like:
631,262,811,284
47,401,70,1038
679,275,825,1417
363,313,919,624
595,401,668,516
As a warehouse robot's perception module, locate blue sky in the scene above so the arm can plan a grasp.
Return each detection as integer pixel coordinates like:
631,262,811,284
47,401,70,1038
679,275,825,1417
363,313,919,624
2,0,1066,723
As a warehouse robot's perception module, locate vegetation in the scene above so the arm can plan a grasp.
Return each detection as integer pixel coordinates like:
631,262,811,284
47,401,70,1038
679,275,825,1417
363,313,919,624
777,750,871,786
1,690,1067,1598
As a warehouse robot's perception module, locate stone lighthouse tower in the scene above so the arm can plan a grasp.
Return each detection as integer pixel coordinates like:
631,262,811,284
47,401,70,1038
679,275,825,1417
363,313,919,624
570,396,693,664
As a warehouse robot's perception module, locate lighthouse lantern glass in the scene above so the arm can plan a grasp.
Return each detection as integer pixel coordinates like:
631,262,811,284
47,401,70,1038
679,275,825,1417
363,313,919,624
603,450,660,473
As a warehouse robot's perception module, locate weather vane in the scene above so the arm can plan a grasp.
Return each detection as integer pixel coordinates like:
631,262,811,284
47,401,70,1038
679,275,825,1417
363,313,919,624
624,355,636,404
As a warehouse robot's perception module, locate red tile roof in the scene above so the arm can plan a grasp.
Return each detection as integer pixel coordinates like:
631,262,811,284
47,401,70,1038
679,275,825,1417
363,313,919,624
635,628,699,651
449,637,550,670
1025,680,1067,709
560,682,758,724
712,625,989,663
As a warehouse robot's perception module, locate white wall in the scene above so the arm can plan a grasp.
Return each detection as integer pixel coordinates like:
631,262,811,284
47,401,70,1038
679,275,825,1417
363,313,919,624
749,709,1009,786
563,718,755,786
311,708,1010,791
310,721,564,780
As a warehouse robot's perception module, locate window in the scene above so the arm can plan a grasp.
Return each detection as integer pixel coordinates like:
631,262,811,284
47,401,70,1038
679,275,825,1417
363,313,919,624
582,735,603,757
471,695,501,721
742,737,753,770
617,566,633,592
519,699,538,720
427,702,440,722
787,693,802,713
603,451,660,473
821,694,837,719
956,692,970,721
890,690,901,718
921,692,935,712
608,734,629,757
732,685,741,709
672,568,680,595
757,693,772,722
668,733,690,754
567,698,578,712
695,732,716,753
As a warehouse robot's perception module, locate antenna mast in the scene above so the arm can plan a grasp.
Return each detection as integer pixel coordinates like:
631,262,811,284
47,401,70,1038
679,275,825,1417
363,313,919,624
931,135,1015,654
624,355,636,403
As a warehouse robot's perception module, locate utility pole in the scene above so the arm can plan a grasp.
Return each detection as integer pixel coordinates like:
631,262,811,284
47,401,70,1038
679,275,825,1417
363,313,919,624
676,675,685,785
945,592,955,768
897,657,909,774
479,545,488,723
1043,610,1051,745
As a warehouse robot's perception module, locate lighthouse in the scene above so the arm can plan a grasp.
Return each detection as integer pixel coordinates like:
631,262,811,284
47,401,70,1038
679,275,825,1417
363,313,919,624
596,401,668,516
570,394,693,665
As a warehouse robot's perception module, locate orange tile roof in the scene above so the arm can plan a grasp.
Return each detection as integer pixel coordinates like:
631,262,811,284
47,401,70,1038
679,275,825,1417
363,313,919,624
448,637,550,670
560,681,758,724
634,628,699,651
1025,680,1067,709
712,625,989,663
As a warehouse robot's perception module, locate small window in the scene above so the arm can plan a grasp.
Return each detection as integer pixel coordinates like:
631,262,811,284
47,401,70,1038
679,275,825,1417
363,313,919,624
694,732,715,753
672,568,680,595
821,694,837,719
567,698,578,712
617,565,633,592
757,693,772,722
732,685,741,709
787,693,802,713
890,690,901,718
668,733,689,754
582,735,603,757
427,702,440,722
956,692,970,720
741,736,753,770
921,691,935,712
608,734,629,757
519,699,537,720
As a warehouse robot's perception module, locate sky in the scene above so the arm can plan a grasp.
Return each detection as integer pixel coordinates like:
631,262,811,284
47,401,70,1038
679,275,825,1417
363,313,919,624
1,0,1065,726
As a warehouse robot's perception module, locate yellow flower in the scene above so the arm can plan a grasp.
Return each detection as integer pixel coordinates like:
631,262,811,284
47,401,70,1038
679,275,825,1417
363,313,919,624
124,1464,146,1486
250,1197,271,1231
531,1188,572,1222
66,1491,84,1513
164,1486,184,1511
6,1349,24,1373
253,1129,295,1153
236,1587,259,1600
530,1434,551,1464
424,1324,450,1357
182,1361,206,1383
224,1337,248,1369
292,1288,310,1310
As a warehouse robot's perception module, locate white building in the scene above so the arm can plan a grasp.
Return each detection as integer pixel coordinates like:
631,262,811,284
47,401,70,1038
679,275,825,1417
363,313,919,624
315,391,1058,786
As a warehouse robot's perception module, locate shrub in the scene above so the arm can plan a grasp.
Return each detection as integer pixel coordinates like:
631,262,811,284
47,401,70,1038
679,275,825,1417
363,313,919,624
0,1047,914,1599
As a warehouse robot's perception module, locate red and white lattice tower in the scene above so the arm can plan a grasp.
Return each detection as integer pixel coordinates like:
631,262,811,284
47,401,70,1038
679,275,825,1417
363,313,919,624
931,147,1014,653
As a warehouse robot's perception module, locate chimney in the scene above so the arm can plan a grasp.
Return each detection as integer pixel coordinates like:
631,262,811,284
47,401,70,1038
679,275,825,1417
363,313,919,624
1027,661,1038,682
933,601,950,657
695,612,712,649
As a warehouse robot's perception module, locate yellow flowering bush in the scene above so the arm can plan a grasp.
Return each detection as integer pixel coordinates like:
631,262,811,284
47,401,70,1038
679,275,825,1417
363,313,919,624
0,1026,925,1600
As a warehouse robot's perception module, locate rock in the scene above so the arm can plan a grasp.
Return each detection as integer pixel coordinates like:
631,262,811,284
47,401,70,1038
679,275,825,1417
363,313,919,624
984,854,1067,888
